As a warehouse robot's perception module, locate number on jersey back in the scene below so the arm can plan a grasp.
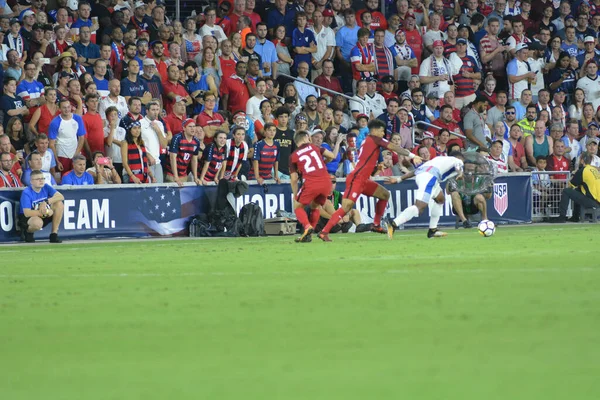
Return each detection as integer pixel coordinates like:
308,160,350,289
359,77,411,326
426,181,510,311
290,144,329,180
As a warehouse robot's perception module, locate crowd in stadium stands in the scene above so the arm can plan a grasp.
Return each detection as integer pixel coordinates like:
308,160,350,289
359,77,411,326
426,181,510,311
2,0,600,194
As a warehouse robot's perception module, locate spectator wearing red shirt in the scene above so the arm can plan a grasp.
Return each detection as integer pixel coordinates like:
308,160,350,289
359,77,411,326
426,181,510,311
546,140,570,180
431,105,465,144
380,75,397,101
149,41,169,82
313,60,343,101
443,91,463,122
228,0,247,35
220,61,252,114
0,151,23,188
82,94,105,156
403,14,423,72
411,131,437,160
165,99,188,137
244,0,261,31
356,0,388,30
162,64,193,115
219,39,237,79
196,92,230,144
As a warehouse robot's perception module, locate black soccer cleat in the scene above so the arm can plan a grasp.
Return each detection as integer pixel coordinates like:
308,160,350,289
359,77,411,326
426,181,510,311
385,217,397,240
49,233,62,243
463,220,473,229
427,228,448,238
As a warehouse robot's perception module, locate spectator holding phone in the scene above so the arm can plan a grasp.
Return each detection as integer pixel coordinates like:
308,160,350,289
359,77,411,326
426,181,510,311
87,151,121,184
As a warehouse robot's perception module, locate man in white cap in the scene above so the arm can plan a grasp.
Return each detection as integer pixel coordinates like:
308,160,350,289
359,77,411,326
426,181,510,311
506,43,536,102
419,39,455,100
576,36,600,68
128,1,152,32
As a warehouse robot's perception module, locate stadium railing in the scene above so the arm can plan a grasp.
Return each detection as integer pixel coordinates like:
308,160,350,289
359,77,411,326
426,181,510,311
530,170,571,221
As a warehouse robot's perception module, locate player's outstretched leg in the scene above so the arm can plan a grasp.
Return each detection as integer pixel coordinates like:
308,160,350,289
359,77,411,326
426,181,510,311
318,199,353,242
387,205,420,239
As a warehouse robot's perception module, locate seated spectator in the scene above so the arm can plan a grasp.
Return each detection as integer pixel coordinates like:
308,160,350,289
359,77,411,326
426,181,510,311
0,151,23,188
294,61,319,106
19,169,64,243
554,153,600,223
376,98,401,138
0,77,28,131
87,151,122,184
22,152,57,187
505,125,527,172
487,140,509,173
434,129,450,156
313,60,343,102
412,131,437,160
546,139,570,181
321,126,345,176
516,104,537,138
5,117,27,154
61,155,94,185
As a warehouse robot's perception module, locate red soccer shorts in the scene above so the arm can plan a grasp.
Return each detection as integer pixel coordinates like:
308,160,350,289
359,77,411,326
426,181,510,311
296,179,333,206
343,174,379,201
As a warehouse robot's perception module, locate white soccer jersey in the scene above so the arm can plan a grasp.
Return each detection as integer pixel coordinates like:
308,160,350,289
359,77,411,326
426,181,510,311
415,156,464,182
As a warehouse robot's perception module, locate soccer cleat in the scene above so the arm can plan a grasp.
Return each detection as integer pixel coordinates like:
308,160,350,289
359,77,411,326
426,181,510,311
385,217,397,239
49,233,62,243
371,224,387,234
318,232,332,242
427,228,448,238
355,223,372,233
294,227,314,243
463,220,473,229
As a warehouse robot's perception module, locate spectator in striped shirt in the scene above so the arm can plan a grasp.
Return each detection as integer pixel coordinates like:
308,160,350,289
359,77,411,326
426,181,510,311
449,38,481,110
252,123,281,184
166,118,202,186
224,127,248,181
199,131,227,185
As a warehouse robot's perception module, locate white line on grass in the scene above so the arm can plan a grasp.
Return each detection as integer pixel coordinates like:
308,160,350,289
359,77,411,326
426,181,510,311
0,267,596,280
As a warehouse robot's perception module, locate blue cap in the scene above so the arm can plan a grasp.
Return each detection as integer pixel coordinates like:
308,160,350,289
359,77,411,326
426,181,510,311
456,38,468,45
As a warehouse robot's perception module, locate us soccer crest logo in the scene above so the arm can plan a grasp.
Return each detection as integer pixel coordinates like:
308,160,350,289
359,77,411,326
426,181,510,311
493,183,508,216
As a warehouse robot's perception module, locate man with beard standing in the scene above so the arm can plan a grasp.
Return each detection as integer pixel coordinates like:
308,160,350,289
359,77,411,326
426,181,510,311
255,22,278,78
463,95,489,151
390,28,417,85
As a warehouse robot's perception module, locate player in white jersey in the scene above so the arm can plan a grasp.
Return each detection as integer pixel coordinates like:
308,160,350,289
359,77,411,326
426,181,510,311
385,152,465,238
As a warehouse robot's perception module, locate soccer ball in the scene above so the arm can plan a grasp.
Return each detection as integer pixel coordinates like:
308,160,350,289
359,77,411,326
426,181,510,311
478,220,496,237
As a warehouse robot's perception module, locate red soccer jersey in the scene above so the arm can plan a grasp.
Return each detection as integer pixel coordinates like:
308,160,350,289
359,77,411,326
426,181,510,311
162,80,189,115
220,75,251,114
547,155,570,180
289,143,329,182
353,135,391,180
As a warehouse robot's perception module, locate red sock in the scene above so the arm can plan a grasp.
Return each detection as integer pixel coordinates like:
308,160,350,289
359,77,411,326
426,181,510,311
295,207,310,229
322,208,346,234
309,209,320,227
373,199,388,226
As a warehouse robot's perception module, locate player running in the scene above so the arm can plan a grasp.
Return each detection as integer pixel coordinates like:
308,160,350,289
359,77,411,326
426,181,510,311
386,151,465,238
318,119,422,242
290,130,336,243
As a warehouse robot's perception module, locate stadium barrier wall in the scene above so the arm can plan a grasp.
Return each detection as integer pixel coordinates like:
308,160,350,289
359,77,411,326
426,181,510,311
0,174,531,242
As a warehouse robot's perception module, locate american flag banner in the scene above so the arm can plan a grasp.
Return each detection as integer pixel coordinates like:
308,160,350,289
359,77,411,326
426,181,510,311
132,186,203,236
493,183,508,217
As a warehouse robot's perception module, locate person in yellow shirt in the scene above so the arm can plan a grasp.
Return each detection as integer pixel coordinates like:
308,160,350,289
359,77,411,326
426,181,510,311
516,104,537,138
554,152,600,222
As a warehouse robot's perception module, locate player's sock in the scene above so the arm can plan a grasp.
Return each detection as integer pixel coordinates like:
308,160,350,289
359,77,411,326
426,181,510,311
309,209,320,227
295,207,310,229
373,199,388,226
429,202,443,229
322,208,346,234
393,205,419,226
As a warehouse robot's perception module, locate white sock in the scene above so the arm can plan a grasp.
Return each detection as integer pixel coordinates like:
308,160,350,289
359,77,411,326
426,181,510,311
429,202,443,229
394,205,419,226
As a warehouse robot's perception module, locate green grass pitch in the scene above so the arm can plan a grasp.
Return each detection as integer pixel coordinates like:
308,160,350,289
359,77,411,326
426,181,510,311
1,224,599,400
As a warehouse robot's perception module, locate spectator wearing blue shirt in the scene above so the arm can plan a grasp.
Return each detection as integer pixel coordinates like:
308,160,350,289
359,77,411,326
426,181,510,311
19,169,64,243
255,22,278,77
72,26,100,72
291,12,317,75
22,152,57,187
16,61,45,108
335,9,360,93
267,0,295,35
61,155,95,185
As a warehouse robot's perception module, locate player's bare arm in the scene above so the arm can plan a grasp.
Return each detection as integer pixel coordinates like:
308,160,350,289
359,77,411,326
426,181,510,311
385,170,416,185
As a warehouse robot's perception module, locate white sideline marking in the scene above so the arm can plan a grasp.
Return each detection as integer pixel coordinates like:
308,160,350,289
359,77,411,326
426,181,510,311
0,267,595,280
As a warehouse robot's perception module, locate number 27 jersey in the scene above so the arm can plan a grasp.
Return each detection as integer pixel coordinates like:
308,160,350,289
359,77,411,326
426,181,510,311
289,143,330,182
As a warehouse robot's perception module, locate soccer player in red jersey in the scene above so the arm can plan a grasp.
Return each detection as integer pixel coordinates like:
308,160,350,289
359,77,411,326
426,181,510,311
289,130,336,243
318,119,422,242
